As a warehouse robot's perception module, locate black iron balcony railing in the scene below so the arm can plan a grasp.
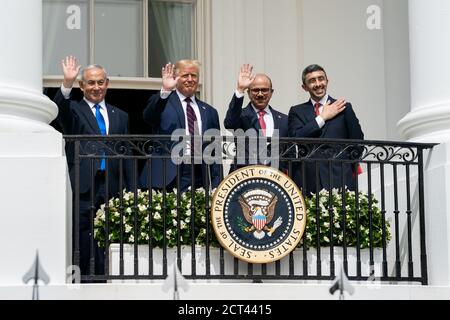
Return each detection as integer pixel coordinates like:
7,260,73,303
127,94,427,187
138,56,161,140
63,135,436,284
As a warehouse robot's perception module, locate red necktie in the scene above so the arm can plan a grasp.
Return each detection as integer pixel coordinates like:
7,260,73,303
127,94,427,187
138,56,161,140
185,97,198,135
258,110,266,136
314,102,321,116
352,164,363,177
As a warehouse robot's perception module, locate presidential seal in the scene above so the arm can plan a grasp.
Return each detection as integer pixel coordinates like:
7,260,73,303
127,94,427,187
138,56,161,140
211,165,306,263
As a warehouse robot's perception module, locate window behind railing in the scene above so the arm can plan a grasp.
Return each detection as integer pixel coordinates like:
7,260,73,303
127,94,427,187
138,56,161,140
43,0,196,78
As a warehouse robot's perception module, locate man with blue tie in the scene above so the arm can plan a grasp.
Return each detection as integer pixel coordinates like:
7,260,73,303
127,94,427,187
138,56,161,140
53,56,131,279
140,60,221,192
224,64,289,172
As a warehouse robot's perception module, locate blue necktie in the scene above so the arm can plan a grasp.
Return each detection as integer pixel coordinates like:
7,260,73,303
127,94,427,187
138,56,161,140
95,104,106,170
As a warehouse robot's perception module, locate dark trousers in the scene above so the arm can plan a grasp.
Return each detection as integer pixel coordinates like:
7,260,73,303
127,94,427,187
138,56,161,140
76,171,106,279
293,161,357,197
166,164,204,192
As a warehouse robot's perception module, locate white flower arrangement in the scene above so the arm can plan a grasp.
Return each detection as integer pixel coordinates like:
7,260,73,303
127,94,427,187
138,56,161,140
94,188,220,248
303,188,391,248
94,187,389,250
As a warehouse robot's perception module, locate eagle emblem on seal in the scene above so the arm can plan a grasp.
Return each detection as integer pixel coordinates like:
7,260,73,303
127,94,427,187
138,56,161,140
238,189,283,240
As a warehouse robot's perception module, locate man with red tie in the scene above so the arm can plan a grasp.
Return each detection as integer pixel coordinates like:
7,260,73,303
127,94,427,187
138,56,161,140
140,60,221,192
224,64,289,172
288,64,364,195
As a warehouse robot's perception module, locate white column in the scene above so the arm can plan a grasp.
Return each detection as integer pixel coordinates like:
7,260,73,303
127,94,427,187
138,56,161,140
0,0,57,132
398,0,450,142
0,0,70,286
398,0,450,286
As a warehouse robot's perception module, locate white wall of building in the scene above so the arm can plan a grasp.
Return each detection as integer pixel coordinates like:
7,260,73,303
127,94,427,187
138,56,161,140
383,0,411,141
210,0,411,141
210,0,302,128
301,0,386,140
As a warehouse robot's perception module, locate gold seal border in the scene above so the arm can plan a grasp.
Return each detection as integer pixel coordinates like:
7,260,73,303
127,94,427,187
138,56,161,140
211,165,306,264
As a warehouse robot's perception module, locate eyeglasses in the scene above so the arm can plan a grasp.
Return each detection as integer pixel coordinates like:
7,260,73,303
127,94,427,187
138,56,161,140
250,88,272,95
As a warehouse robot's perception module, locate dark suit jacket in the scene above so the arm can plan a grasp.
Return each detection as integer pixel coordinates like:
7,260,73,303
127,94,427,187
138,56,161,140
288,96,364,194
224,94,289,171
54,89,131,195
140,91,221,189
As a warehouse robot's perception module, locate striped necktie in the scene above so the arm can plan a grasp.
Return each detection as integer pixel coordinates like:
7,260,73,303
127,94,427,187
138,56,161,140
185,97,198,135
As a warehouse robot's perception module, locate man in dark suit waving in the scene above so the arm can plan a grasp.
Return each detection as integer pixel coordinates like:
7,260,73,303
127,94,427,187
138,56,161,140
288,64,364,195
54,56,131,278
224,64,289,171
140,60,221,192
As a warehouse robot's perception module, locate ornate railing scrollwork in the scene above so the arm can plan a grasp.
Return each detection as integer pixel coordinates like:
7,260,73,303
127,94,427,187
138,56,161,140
64,135,435,166
361,145,418,163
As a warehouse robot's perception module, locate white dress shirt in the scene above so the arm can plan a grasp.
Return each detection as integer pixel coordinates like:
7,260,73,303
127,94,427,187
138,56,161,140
60,85,109,133
311,94,329,129
235,90,275,137
251,104,274,137
160,89,203,156
160,89,203,135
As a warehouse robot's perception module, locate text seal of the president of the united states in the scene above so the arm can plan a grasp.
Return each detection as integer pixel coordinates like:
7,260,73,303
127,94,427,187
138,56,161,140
211,165,306,263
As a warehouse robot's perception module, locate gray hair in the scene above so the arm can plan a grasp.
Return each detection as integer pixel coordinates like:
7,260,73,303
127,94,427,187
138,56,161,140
81,64,108,81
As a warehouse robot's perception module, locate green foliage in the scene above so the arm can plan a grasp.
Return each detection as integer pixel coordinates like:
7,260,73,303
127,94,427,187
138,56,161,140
94,188,220,248
303,188,391,248
94,188,390,250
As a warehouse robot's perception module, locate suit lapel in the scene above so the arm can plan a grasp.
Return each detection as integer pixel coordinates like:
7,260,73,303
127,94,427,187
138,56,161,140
106,103,116,134
243,104,261,131
270,106,282,129
303,101,316,124
320,96,335,137
197,99,208,134
79,100,102,134
170,92,186,129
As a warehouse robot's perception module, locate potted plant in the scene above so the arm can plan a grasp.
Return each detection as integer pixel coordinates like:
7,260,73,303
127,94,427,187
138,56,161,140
94,188,389,277
301,188,391,277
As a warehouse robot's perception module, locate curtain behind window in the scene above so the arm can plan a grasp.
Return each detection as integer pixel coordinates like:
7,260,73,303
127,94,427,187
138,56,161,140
148,0,194,77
